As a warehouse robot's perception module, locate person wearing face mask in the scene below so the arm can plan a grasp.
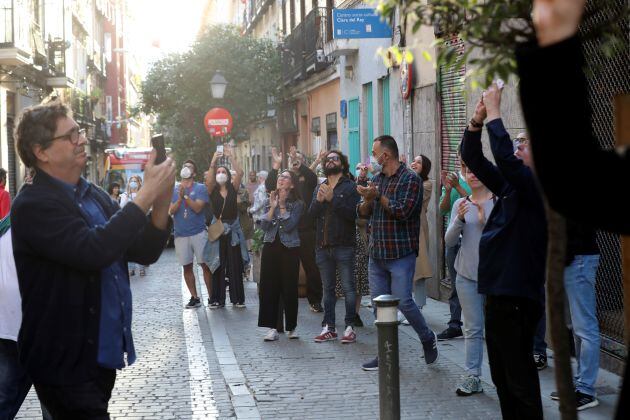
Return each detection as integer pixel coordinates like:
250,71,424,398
355,163,369,187
206,147,247,308
357,135,439,371
169,160,212,309
120,176,149,276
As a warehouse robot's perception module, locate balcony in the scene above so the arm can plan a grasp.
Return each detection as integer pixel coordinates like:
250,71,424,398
1,0,34,66
244,0,273,33
281,7,332,87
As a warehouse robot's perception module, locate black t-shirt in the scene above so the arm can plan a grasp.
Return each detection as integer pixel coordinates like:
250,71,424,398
210,186,237,221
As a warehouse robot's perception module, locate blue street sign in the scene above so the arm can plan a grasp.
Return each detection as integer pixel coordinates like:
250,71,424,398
332,8,393,39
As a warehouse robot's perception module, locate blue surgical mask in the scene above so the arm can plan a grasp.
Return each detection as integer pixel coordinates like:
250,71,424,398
370,156,382,175
129,181,139,190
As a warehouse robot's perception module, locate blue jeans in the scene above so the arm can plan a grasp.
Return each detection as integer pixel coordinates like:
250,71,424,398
565,255,600,396
0,338,37,419
316,246,356,329
445,243,463,328
456,275,486,377
369,254,433,343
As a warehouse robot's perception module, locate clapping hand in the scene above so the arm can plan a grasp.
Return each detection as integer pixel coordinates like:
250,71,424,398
457,199,469,221
470,200,486,225
316,185,327,202
269,191,279,209
357,181,378,201
319,184,333,202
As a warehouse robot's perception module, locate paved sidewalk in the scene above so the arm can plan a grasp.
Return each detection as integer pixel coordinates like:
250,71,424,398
15,249,621,419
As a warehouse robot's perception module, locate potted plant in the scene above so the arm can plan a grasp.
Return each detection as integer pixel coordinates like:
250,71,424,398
250,228,264,284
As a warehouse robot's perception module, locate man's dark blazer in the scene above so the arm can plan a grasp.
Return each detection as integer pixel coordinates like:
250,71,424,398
11,168,170,385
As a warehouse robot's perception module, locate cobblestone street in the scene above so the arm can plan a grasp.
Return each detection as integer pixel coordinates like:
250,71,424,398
16,249,621,419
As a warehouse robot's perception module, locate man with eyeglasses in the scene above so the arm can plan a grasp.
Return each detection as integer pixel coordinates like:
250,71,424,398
10,101,175,418
357,135,439,371
309,151,361,344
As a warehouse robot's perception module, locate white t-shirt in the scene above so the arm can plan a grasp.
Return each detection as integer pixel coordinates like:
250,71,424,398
0,228,21,342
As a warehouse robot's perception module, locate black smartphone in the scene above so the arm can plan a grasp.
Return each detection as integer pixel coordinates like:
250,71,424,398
151,134,167,164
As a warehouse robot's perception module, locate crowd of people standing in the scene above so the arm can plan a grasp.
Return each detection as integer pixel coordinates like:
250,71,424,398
0,0,627,417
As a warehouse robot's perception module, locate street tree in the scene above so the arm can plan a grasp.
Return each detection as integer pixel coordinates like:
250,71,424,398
376,0,628,87
142,25,281,166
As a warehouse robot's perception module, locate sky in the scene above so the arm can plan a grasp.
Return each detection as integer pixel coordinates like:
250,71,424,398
125,0,209,74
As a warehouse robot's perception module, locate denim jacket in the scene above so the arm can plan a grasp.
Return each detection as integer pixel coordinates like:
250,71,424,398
203,218,250,273
309,176,360,249
260,198,303,248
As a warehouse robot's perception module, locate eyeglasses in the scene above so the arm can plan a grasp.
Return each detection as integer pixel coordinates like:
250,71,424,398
326,155,340,162
514,138,528,145
51,126,86,145
279,173,291,179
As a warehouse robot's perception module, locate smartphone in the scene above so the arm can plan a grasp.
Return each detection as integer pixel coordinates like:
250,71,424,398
151,134,167,164
217,144,224,154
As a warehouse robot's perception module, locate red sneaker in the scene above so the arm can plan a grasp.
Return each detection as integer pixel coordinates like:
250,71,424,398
341,326,356,344
314,326,338,342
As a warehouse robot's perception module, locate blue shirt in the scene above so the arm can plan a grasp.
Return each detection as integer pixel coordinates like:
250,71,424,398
171,182,209,237
53,177,135,369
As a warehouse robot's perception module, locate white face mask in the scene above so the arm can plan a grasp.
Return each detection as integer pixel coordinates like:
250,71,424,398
216,173,228,185
370,155,382,175
180,167,192,179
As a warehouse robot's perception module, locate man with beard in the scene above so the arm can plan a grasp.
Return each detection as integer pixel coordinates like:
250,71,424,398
309,151,361,344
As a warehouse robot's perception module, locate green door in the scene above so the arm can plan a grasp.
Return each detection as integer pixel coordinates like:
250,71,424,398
383,76,391,135
348,98,360,170
364,82,374,154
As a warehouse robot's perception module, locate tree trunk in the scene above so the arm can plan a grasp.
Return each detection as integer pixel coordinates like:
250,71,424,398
544,205,576,419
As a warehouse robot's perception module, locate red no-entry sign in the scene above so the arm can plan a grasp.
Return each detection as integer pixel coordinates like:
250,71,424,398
204,107,233,137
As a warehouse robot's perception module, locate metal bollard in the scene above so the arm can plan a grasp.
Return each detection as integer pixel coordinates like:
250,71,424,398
374,294,401,420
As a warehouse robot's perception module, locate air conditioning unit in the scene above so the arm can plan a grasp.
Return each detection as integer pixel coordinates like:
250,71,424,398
316,49,326,63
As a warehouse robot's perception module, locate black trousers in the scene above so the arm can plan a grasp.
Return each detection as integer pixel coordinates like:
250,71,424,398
258,239,300,331
34,367,116,420
211,233,245,305
298,229,322,305
485,295,543,420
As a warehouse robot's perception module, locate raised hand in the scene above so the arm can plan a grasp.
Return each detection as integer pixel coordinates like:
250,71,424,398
483,82,503,121
472,97,487,125
271,147,282,170
533,0,585,47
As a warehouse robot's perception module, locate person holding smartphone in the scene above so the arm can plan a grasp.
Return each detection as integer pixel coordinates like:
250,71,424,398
206,146,247,308
258,170,304,341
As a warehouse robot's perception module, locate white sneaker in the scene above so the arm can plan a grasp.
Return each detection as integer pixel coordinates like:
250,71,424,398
263,329,279,342
397,311,406,324
287,330,299,339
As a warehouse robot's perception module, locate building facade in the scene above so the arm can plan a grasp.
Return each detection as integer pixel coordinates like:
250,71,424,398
0,0,128,192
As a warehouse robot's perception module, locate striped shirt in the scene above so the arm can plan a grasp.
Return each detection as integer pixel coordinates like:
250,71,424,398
365,164,422,260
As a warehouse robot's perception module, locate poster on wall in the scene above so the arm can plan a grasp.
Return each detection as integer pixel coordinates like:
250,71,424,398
332,9,393,39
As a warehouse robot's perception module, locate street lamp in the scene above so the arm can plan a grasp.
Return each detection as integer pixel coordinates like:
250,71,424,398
210,70,228,99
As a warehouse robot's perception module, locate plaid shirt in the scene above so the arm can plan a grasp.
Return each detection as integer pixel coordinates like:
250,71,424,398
363,164,422,260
